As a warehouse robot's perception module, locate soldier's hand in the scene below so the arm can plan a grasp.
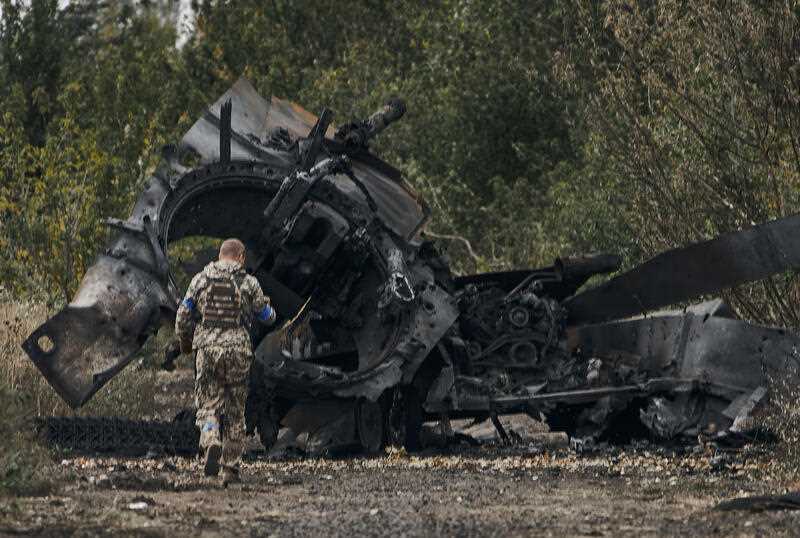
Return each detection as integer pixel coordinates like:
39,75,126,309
180,339,193,355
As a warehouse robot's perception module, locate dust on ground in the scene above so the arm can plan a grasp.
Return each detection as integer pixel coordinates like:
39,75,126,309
3,369,800,537
5,441,800,536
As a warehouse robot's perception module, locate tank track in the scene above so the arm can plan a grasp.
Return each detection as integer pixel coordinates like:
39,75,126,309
35,416,199,456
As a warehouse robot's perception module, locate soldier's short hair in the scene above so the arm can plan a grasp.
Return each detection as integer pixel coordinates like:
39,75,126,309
219,238,246,260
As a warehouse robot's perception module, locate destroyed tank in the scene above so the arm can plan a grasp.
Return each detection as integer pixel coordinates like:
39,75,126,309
23,79,800,455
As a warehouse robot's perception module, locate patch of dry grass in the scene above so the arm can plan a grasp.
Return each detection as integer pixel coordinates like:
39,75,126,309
764,372,800,478
0,296,163,494
0,298,159,418
0,385,52,496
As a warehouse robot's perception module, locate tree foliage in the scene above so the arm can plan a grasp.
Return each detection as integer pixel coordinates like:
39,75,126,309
1,0,799,325
1,0,195,302
564,0,800,325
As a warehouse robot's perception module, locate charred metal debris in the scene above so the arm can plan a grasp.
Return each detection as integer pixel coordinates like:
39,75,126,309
23,79,800,456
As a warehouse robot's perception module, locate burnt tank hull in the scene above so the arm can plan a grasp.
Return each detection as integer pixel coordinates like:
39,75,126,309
24,79,800,454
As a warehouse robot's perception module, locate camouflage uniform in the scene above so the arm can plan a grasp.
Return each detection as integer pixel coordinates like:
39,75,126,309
175,259,276,476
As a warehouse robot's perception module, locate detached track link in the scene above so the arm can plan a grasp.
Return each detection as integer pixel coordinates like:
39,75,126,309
35,417,199,457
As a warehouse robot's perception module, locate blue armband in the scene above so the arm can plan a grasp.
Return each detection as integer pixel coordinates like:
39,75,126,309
182,298,196,311
257,305,274,321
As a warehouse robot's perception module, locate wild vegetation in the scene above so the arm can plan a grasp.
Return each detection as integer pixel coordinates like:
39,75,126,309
2,0,800,493
0,295,159,493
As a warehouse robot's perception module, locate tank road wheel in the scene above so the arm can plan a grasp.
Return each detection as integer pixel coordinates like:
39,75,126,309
355,398,384,454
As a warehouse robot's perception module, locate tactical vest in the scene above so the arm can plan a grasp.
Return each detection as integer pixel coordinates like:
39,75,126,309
200,275,244,329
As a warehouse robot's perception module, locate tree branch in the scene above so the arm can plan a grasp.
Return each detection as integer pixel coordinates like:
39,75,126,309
423,229,482,267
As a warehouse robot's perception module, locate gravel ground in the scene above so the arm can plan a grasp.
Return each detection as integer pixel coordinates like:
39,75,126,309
2,442,799,537
4,369,799,537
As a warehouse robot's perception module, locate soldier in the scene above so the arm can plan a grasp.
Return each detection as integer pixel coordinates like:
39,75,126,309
175,238,276,485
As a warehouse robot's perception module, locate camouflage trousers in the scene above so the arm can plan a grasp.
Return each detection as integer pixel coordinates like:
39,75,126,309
194,346,252,472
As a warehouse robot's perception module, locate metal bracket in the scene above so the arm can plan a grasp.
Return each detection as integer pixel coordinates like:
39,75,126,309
104,218,145,235
490,412,510,444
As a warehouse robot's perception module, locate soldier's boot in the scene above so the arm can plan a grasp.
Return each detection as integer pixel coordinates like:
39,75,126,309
220,435,244,485
204,443,222,476
199,417,223,476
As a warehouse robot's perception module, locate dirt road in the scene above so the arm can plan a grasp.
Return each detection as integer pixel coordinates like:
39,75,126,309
2,442,799,537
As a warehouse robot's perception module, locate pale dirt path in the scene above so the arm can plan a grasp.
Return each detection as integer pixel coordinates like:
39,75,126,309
2,445,799,537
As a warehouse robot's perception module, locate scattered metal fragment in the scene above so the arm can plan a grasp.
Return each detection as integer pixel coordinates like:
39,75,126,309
716,492,800,512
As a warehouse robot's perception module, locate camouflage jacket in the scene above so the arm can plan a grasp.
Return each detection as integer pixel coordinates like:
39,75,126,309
175,260,276,352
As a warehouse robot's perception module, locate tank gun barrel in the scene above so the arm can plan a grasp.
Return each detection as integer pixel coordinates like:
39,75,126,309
335,98,406,147
364,97,406,140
